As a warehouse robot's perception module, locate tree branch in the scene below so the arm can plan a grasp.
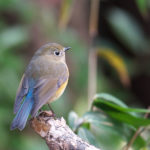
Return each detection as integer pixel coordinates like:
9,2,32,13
30,111,101,150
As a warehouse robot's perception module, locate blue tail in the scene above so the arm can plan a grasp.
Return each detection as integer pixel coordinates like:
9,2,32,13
11,91,34,131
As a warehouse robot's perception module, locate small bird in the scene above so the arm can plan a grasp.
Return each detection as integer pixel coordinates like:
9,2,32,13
11,43,70,131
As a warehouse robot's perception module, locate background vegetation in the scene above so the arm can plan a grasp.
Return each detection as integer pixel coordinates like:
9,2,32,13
0,0,150,150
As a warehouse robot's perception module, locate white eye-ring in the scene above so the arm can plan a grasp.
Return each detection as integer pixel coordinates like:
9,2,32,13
54,51,61,56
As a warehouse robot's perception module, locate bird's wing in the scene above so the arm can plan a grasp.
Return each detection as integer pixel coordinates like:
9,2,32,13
14,74,29,114
31,74,68,117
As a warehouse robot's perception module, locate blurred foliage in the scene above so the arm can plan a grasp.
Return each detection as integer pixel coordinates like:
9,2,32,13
96,0,150,108
1,0,150,150
58,0,74,29
136,0,149,16
107,8,149,54
0,0,88,149
97,48,130,86
0,0,48,150
68,93,150,150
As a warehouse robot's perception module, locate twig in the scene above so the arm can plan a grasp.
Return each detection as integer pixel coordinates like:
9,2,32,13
124,106,150,150
89,0,100,39
88,0,100,109
30,111,101,150
88,49,97,109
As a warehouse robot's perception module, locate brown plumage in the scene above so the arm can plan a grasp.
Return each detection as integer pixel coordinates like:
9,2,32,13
11,43,70,130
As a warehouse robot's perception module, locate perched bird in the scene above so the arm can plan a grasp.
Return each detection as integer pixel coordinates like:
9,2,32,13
11,43,70,131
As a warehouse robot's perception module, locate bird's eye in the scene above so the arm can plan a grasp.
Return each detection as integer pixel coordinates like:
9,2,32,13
54,51,61,56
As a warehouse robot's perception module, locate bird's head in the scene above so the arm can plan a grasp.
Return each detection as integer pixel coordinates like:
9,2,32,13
35,43,71,62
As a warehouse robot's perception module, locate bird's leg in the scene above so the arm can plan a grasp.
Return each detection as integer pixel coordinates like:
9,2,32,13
47,104,56,118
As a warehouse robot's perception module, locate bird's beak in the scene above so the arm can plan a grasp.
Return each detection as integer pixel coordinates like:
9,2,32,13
64,47,71,52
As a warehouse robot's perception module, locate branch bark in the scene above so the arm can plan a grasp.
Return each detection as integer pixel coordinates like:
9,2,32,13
30,111,101,150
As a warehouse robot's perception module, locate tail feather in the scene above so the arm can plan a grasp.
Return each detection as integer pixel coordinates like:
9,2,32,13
11,95,34,131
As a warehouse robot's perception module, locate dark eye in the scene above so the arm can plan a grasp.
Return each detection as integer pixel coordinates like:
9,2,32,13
54,51,60,56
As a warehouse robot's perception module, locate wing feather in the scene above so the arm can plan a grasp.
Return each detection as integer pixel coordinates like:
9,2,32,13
31,75,68,117
14,74,29,114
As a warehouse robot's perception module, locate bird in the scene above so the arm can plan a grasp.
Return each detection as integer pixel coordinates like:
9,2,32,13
10,43,70,131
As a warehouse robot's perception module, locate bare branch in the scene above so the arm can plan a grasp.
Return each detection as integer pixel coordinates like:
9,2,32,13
30,111,101,150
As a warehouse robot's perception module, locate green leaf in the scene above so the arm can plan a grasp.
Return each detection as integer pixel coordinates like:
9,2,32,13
92,93,150,128
83,111,115,128
93,93,150,113
132,134,146,150
81,122,90,130
90,124,126,150
82,112,146,150
136,0,148,16
68,111,79,131
106,111,150,129
83,111,130,137
77,127,100,148
94,93,128,107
